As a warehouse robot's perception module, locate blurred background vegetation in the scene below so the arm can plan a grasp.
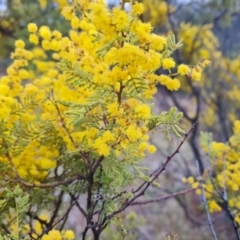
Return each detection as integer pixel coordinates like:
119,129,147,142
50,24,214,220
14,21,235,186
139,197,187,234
0,0,69,68
1,0,240,239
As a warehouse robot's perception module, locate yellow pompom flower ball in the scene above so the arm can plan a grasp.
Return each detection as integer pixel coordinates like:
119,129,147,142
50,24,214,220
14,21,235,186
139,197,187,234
63,230,75,240
177,64,190,75
27,23,38,33
15,39,25,49
39,26,52,40
162,57,176,70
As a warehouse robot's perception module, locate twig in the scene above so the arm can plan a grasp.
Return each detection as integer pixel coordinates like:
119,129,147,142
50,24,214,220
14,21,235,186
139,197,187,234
38,200,76,238
196,160,218,240
111,190,127,201
120,0,125,10
69,193,87,217
8,174,88,188
131,188,196,205
134,122,197,196
82,163,104,239
47,191,64,229
39,180,85,238
117,82,124,105
50,90,76,148
1,224,11,234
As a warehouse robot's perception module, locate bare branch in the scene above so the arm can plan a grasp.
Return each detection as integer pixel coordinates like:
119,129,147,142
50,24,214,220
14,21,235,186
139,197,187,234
196,160,218,240
8,174,88,188
131,188,196,206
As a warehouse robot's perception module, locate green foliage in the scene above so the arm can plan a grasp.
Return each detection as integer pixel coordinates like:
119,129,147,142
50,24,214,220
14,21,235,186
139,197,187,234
200,132,213,150
58,59,93,88
103,211,146,240
11,95,40,115
162,35,183,58
147,107,185,140
0,186,29,240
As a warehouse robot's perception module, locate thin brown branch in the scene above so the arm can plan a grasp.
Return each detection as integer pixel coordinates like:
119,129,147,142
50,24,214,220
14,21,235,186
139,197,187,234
50,90,76,148
69,193,87,217
121,0,125,10
47,191,64,229
196,160,218,240
39,200,76,238
3,142,21,180
8,174,87,188
117,82,124,105
131,188,196,205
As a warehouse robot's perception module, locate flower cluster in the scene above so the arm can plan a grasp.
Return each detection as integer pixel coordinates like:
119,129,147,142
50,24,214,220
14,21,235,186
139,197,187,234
183,120,240,223
41,230,75,240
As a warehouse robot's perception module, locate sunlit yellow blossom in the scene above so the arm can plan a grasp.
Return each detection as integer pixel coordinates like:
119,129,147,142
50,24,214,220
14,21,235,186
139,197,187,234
177,64,190,75
24,84,39,94
191,68,201,81
157,74,171,85
71,17,80,29
209,200,221,213
149,34,167,51
0,84,10,95
162,57,175,70
126,125,142,142
187,176,194,184
107,102,120,117
42,40,51,50
195,189,202,195
135,104,151,119
50,39,61,51
63,230,75,240
132,3,144,15
231,183,239,191
191,182,199,188
52,53,60,60
112,7,130,31
19,69,30,79
202,59,211,67
102,130,115,143
52,30,62,40
61,6,75,20
148,145,157,153
15,39,25,49
39,26,52,40
32,47,47,58
94,138,111,156
158,74,180,90
165,78,180,91
28,23,38,33
38,158,56,170
25,51,33,60
41,229,62,240
233,121,240,135
29,34,39,45
138,142,148,152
